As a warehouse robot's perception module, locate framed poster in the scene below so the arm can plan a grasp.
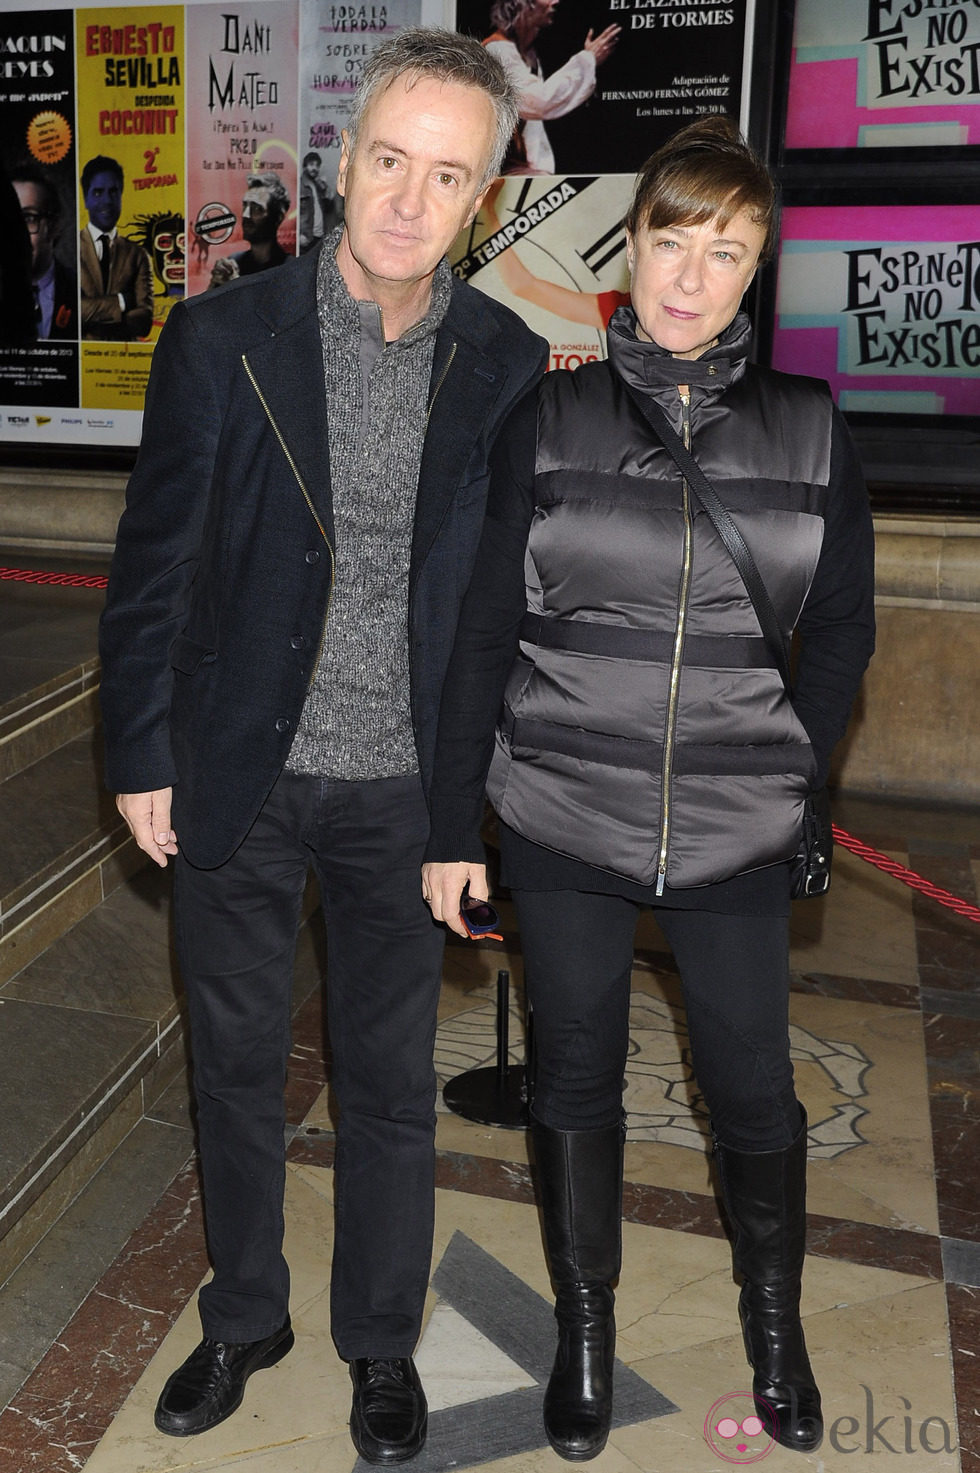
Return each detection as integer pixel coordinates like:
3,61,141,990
451,173,634,369
453,0,756,176
0,0,422,459
763,1,980,506
186,0,299,298
785,0,980,151
772,203,980,419
0,8,79,427
74,3,185,439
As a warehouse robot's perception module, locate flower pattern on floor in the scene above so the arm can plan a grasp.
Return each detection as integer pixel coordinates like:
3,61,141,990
434,985,871,1158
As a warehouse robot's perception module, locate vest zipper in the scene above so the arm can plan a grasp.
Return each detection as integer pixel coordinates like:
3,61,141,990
242,352,335,686
655,386,694,896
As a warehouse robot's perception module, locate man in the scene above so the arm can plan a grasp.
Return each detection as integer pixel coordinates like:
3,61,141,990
208,171,290,287
483,0,619,173
99,27,547,1466
299,150,343,253
79,155,152,340
10,164,78,339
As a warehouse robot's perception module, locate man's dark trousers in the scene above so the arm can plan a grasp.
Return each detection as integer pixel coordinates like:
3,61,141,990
174,769,444,1358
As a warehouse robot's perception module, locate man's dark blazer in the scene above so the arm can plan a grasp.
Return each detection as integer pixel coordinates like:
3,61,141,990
99,244,548,869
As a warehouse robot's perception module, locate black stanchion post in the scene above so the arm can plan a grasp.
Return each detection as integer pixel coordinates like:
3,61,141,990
442,968,528,1129
495,966,509,1093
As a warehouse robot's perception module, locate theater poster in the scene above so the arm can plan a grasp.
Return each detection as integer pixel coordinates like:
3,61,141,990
186,0,298,298
75,4,185,425
0,7,78,425
298,0,420,218
455,0,752,175
786,0,980,149
772,204,980,418
451,173,633,370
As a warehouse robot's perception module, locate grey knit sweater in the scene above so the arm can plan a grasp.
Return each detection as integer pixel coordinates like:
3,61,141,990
285,231,451,779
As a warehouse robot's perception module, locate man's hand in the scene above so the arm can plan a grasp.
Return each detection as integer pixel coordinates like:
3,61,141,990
208,257,238,289
117,788,179,867
584,24,620,64
422,861,489,939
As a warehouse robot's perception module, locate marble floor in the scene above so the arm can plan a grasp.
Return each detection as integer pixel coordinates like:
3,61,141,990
0,785,977,1473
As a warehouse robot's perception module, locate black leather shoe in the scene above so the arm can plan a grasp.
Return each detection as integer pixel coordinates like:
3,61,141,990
154,1320,294,1436
349,1357,428,1464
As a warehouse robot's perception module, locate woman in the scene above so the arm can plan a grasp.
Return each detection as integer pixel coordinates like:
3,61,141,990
424,116,875,1460
483,0,619,173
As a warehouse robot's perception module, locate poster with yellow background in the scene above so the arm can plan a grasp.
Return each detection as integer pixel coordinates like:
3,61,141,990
75,6,184,411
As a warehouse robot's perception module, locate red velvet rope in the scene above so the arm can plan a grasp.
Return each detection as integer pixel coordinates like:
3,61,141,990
833,826,980,925
3,567,977,923
0,566,108,588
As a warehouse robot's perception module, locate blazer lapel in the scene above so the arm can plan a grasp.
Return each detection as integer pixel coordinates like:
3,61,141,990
241,257,332,540
79,230,99,295
411,321,503,587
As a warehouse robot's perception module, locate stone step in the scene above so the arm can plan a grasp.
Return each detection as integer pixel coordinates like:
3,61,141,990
0,854,325,1289
0,731,139,988
0,658,102,785
0,559,107,783
0,564,327,1302
0,865,184,1286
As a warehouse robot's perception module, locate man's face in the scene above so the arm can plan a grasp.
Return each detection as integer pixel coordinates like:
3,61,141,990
529,0,559,30
13,179,56,276
84,169,122,232
336,72,495,300
241,186,278,243
304,156,321,180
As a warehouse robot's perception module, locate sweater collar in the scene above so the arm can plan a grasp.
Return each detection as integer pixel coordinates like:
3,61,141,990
317,225,451,348
607,306,752,395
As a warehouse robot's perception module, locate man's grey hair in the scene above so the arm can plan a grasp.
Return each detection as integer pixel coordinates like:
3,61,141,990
346,27,518,189
246,171,290,221
489,0,536,33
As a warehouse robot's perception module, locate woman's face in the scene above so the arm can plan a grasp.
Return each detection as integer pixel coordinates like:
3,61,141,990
627,208,767,360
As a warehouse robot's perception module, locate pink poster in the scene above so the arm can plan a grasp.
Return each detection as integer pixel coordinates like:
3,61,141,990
772,204,980,417
185,0,299,298
786,0,980,149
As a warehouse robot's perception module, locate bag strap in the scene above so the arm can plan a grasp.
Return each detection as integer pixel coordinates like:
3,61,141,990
624,384,793,693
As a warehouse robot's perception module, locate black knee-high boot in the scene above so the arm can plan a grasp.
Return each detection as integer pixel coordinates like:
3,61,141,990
714,1109,823,1454
531,1117,625,1462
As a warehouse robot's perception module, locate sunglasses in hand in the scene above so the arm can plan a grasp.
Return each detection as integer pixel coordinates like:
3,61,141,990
459,891,503,941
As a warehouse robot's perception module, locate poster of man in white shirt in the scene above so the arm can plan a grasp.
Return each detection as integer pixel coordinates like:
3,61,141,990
484,0,619,173
457,0,750,175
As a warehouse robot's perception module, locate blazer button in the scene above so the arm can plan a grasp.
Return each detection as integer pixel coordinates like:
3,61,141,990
290,635,307,650
305,549,320,564
275,718,289,732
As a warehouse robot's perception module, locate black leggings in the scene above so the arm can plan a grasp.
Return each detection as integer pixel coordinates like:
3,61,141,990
513,889,800,1152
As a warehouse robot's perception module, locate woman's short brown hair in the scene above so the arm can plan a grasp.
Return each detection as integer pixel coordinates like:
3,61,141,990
624,115,777,264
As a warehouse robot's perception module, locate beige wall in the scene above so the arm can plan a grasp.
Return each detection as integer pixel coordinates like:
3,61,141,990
0,472,977,807
832,516,980,808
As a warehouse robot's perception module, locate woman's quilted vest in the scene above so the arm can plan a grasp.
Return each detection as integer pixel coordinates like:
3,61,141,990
486,326,833,889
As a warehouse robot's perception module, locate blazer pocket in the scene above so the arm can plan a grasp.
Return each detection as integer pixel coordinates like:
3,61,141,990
169,633,218,674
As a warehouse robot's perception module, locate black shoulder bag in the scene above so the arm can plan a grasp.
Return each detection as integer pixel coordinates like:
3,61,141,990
626,388,833,898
